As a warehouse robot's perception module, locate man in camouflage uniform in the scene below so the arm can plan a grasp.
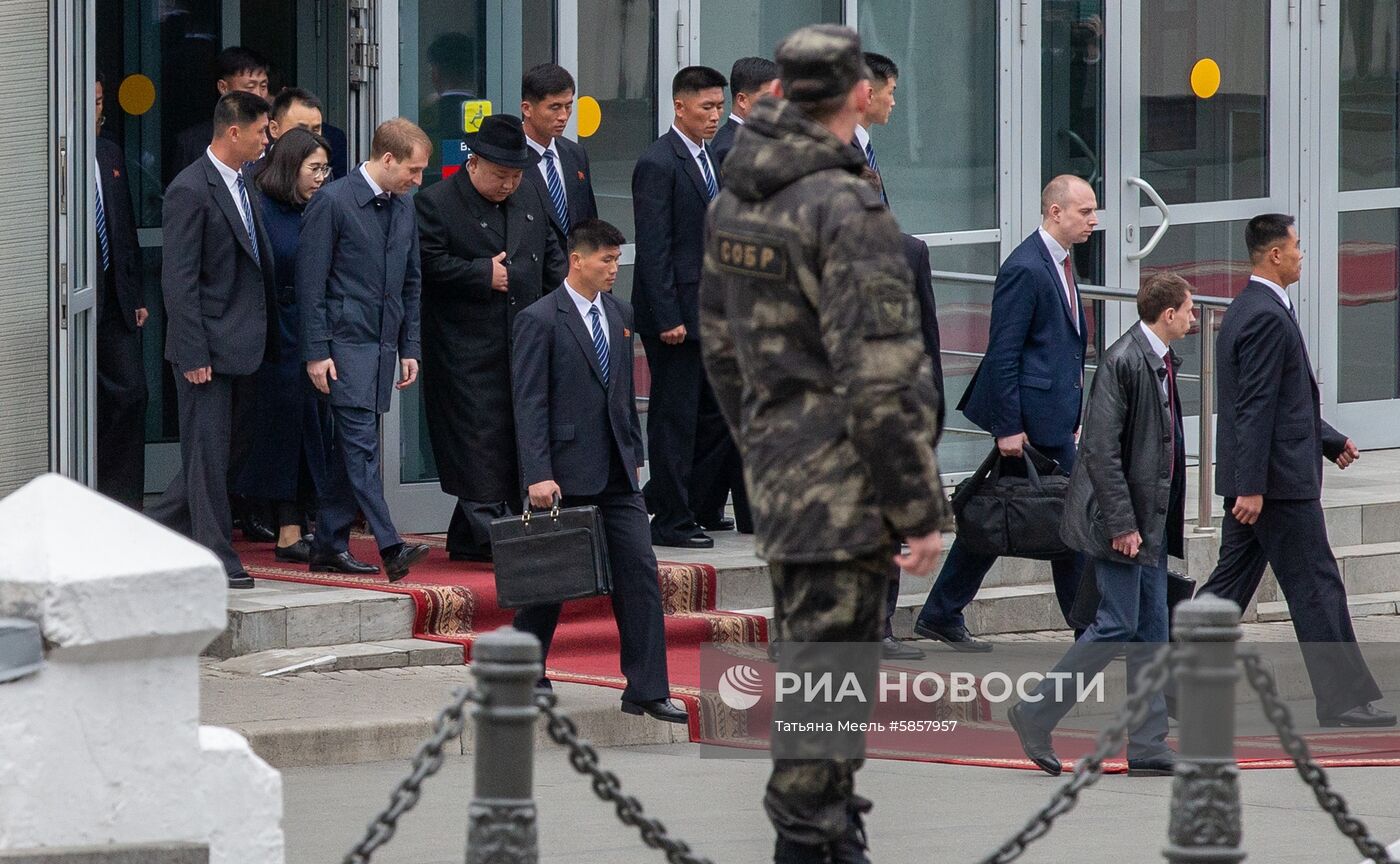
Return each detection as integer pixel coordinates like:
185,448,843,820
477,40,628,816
700,24,951,864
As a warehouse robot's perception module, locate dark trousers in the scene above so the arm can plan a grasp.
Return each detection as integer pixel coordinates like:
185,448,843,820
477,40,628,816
1199,497,1382,720
511,469,670,703
95,292,147,511
766,548,889,845
690,374,749,528
315,404,401,557
448,499,517,558
1021,548,1171,759
148,370,240,575
917,440,1082,630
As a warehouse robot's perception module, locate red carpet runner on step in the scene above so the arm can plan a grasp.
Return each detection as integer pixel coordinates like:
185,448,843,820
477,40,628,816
237,535,1400,771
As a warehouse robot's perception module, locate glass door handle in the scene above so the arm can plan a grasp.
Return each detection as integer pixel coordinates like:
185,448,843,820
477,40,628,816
1125,176,1172,261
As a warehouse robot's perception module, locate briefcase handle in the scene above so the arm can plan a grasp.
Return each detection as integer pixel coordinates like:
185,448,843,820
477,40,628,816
521,492,562,524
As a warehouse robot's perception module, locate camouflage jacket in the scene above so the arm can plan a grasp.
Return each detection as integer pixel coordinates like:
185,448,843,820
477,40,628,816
700,96,952,563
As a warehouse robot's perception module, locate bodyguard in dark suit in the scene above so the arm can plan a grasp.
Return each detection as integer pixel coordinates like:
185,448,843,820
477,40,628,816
520,64,599,247
914,175,1096,649
853,52,898,207
1010,274,1194,778
297,118,434,581
94,77,148,511
416,115,568,561
511,219,687,725
147,91,275,589
169,47,270,185
632,65,734,548
710,56,777,171
1198,214,1394,728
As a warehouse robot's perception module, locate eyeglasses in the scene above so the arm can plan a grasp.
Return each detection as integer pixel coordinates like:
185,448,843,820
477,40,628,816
306,164,333,179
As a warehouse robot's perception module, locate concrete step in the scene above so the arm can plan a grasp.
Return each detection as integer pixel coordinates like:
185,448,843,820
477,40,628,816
205,583,416,659
1258,591,1400,623
206,638,463,675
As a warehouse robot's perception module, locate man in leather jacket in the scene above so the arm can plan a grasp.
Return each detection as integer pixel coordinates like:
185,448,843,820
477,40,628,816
1007,272,1194,778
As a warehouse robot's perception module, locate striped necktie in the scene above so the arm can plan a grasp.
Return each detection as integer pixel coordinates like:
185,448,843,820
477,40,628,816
697,148,718,201
235,173,261,266
863,140,888,205
589,305,610,387
94,163,111,272
541,149,569,231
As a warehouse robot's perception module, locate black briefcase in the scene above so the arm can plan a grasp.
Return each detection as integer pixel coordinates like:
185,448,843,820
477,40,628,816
950,444,1071,560
489,497,613,609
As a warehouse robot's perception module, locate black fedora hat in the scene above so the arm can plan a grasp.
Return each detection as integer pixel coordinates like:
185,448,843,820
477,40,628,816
465,114,532,169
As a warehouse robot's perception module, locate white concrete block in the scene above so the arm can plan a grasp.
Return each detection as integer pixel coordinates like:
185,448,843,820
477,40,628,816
199,726,284,864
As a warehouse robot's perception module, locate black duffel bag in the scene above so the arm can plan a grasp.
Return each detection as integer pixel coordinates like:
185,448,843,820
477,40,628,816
949,444,1071,560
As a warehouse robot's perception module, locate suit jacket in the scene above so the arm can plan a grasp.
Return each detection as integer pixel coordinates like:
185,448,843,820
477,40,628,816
710,118,740,171
1215,279,1347,500
525,137,599,246
96,136,143,330
631,128,714,337
959,231,1087,445
161,152,275,376
296,169,422,414
902,234,945,438
512,288,645,497
415,168,568,501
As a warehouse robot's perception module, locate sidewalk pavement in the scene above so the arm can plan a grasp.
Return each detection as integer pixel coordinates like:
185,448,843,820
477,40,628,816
284,742,1400,864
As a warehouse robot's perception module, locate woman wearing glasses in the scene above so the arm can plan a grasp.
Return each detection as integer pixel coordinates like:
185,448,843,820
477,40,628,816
232,127,336,563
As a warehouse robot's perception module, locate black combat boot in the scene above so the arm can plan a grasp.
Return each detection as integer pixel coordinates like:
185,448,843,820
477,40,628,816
829,796,872,864
773,836,831,864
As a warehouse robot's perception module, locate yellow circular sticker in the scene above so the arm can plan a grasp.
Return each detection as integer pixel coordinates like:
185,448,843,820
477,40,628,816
118,74,157,116
1190,58,1221,100
576,95,602,138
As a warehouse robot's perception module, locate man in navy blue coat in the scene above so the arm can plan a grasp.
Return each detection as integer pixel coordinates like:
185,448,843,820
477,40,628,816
1197,214,1393,728
297,118,433,582
509,219,687,725
914,174,1096,651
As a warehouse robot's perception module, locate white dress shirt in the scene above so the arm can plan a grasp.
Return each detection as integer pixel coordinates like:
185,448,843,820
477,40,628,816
1138,321,1171,398
359,162,387,198
565,280,608,348
526,136,568,208
1251,275,1292,313
671,124,716,183
207,147,253,236
853,123,871,151
727,112,745,126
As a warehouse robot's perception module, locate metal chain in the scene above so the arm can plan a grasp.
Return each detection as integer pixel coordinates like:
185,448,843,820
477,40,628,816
343,686,483,864
535,691,714,864
978,643,1177,864
1239,652,1396,864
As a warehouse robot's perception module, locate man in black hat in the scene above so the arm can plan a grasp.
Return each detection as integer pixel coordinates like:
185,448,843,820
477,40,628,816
417,114,568,560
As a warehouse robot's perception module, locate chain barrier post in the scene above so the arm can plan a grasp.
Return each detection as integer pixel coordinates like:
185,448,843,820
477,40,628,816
466,626,543,864
1164,594,1245,864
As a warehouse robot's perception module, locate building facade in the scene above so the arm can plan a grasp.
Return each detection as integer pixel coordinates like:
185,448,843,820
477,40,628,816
11,0,1400,532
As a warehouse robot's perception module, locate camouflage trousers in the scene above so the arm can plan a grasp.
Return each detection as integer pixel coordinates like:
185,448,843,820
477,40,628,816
764,545,893,846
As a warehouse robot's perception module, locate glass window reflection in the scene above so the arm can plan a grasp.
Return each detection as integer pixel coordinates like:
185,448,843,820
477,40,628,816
1338,210,1400,402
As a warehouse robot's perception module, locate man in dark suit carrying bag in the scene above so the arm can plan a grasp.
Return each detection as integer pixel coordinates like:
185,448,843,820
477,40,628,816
297,118,433,581
1197,214,1394,728
149,91,274,589
510,219,686,725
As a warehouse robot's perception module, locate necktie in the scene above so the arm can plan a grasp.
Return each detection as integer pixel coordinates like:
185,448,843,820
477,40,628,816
94,164,111,273
589,305,610,387
697,148,718,201
1165,357,1177,479
863,140,889,205
541,149,569,231
1061,256,1079,331
235,173,261,266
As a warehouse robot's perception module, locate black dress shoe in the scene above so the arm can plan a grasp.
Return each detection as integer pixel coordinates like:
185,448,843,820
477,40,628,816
913,619,993,653
242,515,277,543
1320,703,1398,728
310,550,380,575
698,516,736,532
382,542,430,582
274,538,313,564
1007,703,1061,776
448,550,493,563
1127,754,1176,777
227,571,255,590
621,698,689,724
653,533,714,549
882,635,926,661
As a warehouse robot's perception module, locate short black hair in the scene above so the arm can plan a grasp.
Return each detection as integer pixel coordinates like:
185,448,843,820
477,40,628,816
271,87,323,123
864,52,898,83
215,46,269,81
255,126,331,205
1245,213,1297,261
672,65,727,97
568,218,626,254
213,90,270,131
522,63,576,102
729,57,778,97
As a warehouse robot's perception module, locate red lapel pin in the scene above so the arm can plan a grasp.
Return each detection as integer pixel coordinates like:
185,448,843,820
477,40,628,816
577,170,585,181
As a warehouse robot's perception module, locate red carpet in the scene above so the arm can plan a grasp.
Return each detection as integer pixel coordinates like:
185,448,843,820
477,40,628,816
239,536,1400,770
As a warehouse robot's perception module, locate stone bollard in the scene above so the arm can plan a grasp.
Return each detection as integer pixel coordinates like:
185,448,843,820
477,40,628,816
465,627,543,864
1164,594,1245,864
